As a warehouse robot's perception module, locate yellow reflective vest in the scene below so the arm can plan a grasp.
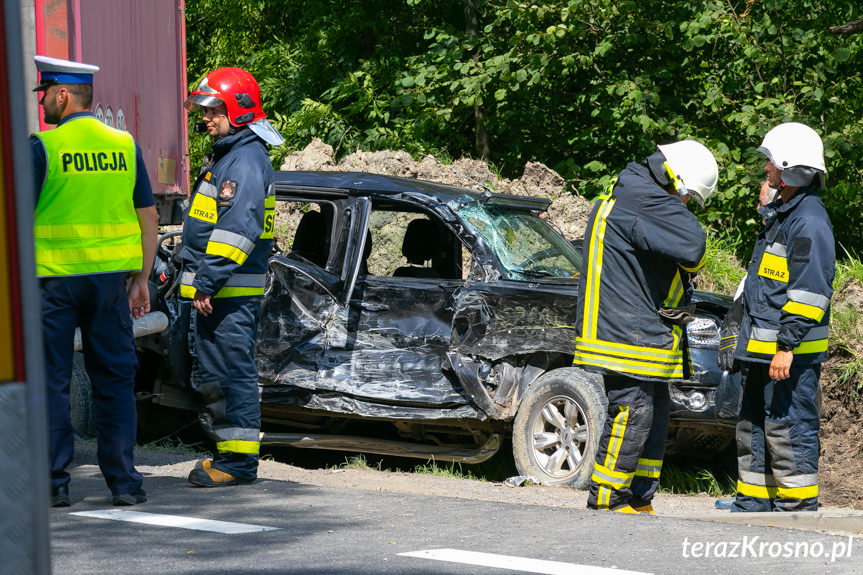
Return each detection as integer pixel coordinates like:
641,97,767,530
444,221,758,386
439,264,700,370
33,117,142,278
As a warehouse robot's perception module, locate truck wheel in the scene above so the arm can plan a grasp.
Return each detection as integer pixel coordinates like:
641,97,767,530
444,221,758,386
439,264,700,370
512,368,606,489
70,352,96,439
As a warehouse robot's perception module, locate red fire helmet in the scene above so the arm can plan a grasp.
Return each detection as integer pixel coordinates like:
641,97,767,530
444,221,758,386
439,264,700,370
185,67,266,127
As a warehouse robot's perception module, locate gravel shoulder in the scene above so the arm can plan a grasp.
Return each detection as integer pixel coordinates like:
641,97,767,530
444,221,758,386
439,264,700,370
73,440,856,526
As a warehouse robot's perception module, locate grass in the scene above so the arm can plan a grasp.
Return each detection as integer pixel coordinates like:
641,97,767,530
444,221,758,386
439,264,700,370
333,453,506,482
658,464,737,497
140,436,204,455
336,454,383,471
412,458,482,480
698,235,746,296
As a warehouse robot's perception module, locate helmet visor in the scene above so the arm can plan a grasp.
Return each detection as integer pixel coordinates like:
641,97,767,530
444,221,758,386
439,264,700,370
184,93,224,111
756,145,779,169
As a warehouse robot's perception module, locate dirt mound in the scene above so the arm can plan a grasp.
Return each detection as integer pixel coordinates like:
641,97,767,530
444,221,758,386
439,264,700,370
280,138,592,238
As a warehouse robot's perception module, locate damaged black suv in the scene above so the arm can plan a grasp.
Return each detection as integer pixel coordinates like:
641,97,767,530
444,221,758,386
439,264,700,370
136,172,740,488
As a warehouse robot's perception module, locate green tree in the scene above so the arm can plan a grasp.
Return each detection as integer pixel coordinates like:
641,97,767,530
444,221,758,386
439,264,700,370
185,0,863,257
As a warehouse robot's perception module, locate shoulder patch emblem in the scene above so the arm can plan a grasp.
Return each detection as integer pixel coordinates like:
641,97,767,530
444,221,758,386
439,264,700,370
219,180,237,200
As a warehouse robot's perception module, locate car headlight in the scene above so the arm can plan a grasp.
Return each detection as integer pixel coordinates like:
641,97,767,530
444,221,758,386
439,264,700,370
687,316,720,348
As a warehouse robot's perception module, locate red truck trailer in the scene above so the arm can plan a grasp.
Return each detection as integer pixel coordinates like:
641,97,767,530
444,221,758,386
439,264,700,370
24,0,190,222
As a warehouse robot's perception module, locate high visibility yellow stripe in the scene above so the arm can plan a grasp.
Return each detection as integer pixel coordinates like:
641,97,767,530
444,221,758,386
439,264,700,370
596,406,630,508
592,474,629,490
206,241,250,265
575,337,681,358
582,198,616,338
573,352,684,378
664,270,684,307
213,286,264,298
33,222,141,239
635,457,662,478
179,284,265,300
591,465,635,490
35,243,142,265
604,406,629,470
781,300,826,322
680,251,706,273
746,338,828,356
737,480,818,500
216,440,260,455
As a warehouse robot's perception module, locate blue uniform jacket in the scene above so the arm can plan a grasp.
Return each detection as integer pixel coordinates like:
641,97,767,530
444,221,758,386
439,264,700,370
734,186,834,365
574,161,707,381
179,129,274,299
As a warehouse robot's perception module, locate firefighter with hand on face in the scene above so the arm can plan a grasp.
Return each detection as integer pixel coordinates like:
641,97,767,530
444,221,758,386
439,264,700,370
720,123,834,512
181,67,283,487
574,140,719,514
30,56,159,507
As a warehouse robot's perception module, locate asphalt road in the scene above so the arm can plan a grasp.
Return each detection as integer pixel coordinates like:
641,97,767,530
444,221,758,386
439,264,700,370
49,463,862,575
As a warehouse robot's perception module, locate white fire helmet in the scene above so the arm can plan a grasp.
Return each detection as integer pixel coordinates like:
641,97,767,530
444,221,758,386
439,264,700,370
657,140,719,206
757,122,826,188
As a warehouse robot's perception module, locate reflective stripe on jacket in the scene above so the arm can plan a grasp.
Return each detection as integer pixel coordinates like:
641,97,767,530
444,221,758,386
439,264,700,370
734,187,834,365
573,162,706,381
33,117,141,277
179,129,274,299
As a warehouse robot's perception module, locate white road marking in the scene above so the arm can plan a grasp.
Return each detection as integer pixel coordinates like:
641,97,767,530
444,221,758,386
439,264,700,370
398,549,653,575
70,509,280,534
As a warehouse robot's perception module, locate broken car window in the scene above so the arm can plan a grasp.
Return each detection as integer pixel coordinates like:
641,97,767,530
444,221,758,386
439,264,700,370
450,196,582,281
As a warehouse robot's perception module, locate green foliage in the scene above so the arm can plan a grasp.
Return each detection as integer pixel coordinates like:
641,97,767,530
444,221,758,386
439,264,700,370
412,458,481,480
185,0,863,256
659,463,737,496
698,235,747,295
337,454,383,471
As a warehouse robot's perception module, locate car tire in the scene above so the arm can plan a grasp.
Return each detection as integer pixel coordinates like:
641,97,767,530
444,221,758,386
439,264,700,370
70,352,96,439
512,368,607,489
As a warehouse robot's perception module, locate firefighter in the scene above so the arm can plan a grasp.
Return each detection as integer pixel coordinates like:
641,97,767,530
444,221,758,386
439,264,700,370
574,140,718,514
181,67,283,487
723,123,833,512
30,56,159,506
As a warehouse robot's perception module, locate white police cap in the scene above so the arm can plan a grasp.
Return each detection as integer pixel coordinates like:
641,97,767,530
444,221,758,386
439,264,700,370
33,55,99,92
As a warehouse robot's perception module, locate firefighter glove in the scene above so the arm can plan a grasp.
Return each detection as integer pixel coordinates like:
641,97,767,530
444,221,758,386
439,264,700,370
718,295,744,373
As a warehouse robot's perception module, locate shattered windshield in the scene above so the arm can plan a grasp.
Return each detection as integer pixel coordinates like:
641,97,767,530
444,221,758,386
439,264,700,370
450,196,582,281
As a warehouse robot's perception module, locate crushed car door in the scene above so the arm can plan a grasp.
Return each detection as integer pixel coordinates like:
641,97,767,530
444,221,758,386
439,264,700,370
314,210,477,419
256,196,369,394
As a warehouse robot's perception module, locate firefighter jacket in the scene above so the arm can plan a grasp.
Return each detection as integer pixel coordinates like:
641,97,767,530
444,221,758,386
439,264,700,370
179,129,275,299
733,186,834,365
573,162,707,381
33,116,142,277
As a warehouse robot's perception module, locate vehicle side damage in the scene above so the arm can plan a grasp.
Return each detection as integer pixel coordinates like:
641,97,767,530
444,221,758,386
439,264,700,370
131,171,739,484
257,256,482,420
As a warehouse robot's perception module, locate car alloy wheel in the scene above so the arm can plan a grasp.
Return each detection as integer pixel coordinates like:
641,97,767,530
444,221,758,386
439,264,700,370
512,368,607,488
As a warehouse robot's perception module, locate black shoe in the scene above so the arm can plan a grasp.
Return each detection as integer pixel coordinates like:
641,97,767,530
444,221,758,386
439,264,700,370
51,484,71,508
112,489,147,506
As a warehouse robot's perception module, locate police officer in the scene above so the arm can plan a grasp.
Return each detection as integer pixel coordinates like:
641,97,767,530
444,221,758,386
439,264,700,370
725,123,833,512
574,140,718,514
181,67,282,487
30,56,158,506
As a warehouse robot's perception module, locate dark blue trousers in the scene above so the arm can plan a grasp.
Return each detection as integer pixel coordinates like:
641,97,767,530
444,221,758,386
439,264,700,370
41,274,143,496
193,299,262,481
733,362,821,512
